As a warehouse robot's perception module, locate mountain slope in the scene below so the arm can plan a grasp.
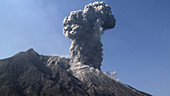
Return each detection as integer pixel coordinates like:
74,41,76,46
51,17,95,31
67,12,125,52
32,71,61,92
0,49,151,96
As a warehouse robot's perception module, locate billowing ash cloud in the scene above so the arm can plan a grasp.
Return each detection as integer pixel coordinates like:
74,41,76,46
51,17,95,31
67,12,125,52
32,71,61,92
63,1,116,69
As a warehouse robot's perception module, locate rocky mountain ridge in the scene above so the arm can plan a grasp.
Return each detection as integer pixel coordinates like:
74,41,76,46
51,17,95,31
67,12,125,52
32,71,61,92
0,49,151,96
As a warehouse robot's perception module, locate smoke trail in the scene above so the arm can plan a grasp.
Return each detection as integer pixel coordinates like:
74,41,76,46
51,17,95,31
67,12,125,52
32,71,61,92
63,1,116,69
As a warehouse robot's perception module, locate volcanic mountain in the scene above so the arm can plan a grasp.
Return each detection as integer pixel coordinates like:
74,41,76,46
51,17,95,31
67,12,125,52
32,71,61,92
0,49,151,96
0,1,151,96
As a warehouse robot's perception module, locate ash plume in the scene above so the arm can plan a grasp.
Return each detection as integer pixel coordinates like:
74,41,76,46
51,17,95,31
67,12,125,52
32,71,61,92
63,2,116,69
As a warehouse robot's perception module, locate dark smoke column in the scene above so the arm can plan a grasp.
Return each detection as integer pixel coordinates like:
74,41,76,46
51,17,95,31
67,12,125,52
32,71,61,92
63,2,116,70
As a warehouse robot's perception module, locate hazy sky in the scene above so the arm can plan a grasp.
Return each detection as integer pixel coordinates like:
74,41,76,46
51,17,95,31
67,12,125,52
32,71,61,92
0,0,170,96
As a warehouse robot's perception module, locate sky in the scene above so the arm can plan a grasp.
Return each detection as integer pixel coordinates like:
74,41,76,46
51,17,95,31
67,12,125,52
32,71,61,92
0,0,170,95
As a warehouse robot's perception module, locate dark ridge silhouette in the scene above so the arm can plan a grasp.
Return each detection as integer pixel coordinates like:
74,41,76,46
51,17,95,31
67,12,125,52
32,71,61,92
0,49,151,96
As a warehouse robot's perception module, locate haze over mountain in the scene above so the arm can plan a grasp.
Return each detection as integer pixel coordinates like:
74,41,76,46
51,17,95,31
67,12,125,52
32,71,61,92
0,2,151,96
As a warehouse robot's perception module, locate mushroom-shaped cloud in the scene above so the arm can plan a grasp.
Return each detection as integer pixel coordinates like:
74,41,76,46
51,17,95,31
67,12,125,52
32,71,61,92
63,1,116,70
